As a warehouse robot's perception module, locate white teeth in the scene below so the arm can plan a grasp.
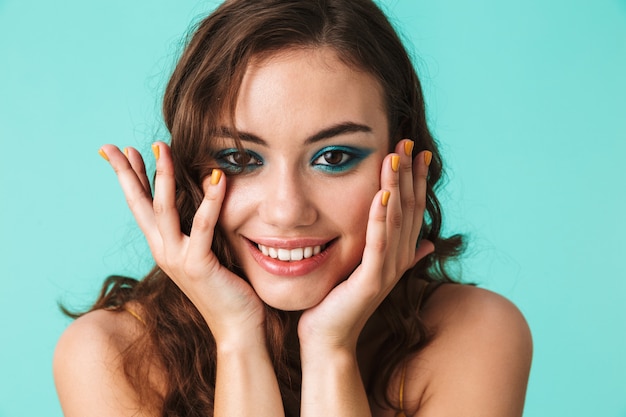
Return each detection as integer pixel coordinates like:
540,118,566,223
291,248,304,261
257,244,324,262
278,249,290,261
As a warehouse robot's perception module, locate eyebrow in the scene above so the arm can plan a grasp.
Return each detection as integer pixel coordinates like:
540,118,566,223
216,122,373,146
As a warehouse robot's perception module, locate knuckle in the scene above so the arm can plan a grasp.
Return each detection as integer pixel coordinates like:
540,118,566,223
416,170,428,181
153,200,176,216
369,238,387,253
155,167,174,178
112,164,131,175
371,212,387,223
204,188,220,202
153,201,166,215
192,212,212,230
390,212,403,229
125,195,138,209
414,197,426,211
402,195,417,212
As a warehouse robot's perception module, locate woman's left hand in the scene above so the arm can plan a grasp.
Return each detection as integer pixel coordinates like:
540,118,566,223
298,139,435,353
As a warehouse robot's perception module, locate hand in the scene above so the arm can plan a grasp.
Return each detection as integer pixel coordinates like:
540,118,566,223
99,143,266,346
298,139,435,353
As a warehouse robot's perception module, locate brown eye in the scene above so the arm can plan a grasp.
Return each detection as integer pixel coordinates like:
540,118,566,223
214,149,263,174
230,152,251,165
322,151,347,165
311,146,368,173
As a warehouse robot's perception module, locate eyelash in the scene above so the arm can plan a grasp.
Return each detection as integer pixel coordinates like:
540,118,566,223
310,146,373,173
214,148,264,174
213,146,372,175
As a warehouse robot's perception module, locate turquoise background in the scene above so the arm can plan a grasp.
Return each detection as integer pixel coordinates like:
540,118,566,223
0,0,624,416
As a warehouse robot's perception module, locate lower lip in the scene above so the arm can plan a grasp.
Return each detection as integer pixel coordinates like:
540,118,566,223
246,240,332,277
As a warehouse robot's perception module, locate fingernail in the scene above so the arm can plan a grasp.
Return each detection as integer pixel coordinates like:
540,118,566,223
123,147,129,158
404,140,414,157
152,143,160,160
98,148,109,161
381,190,391,207
210,169,222,185
391,155,400,172
424,151,432,167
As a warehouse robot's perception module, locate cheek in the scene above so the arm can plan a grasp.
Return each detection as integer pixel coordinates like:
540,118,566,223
327,177,379,234
215,179,251,231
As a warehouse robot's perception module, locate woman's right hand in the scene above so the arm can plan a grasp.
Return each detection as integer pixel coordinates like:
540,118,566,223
99,142,266,347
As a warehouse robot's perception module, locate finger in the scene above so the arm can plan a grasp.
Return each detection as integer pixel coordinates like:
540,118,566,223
123,146,151,196
408,150,431,250
394,139,417,262
99,144,158,242
379,153,402,268
357,189,390,294
152,142,183,246
187,169,226,262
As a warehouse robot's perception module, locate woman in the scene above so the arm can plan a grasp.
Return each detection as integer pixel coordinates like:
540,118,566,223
54,1,532,416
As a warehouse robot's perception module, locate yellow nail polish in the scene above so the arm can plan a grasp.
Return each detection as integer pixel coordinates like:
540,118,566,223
381,190,390,207
210,169,222,185
391,155,400,172
424,151,432,167
98,148,109,161
404,140,414,157
123,147,129,158
152,143,160,160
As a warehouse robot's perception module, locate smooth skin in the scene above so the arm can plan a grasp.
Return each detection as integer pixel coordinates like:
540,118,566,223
54,48,532,417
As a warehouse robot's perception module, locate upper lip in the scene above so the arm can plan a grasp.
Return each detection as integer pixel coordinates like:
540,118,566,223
245,237,334,249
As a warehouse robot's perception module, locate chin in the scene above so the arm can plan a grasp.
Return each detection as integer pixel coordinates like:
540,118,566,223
254,283,332,312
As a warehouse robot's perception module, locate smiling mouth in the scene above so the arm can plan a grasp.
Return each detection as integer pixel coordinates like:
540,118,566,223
255,243,329,262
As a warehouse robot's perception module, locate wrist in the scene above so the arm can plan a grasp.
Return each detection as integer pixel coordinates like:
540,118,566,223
215,328,268,356
300,340,357,368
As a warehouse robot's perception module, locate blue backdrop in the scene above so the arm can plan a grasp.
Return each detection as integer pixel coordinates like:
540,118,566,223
1,1,624,416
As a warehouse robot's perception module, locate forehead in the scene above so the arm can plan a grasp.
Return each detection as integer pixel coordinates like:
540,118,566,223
231,47,388,137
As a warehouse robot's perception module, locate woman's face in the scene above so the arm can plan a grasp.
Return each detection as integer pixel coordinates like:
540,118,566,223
204,48,389,310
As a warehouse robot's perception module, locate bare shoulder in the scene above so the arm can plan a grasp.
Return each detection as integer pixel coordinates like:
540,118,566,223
421,284,532,342
404,284,533,417
53,307,151,417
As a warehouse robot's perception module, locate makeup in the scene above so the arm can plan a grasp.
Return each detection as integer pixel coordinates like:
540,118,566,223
98,148,109,161
310,145,374,173
404,140,414,157
210,169,222,185
152,143,160,160
214,148,264,174
382,190,391,206
391,155,400,172
424,151,432,166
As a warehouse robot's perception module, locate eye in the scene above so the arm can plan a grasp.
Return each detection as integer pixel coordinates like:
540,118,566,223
311,146,374,173
214,148,263,174
316,150,351,166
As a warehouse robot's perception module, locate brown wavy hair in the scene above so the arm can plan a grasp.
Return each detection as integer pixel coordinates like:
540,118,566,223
67,0,464,415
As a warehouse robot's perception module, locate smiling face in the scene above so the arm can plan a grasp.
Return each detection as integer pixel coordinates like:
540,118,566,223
203,48,390,310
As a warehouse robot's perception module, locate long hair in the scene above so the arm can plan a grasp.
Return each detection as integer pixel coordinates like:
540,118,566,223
71,1,464,415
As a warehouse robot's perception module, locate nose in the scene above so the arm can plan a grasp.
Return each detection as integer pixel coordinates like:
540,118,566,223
259,168,318,229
